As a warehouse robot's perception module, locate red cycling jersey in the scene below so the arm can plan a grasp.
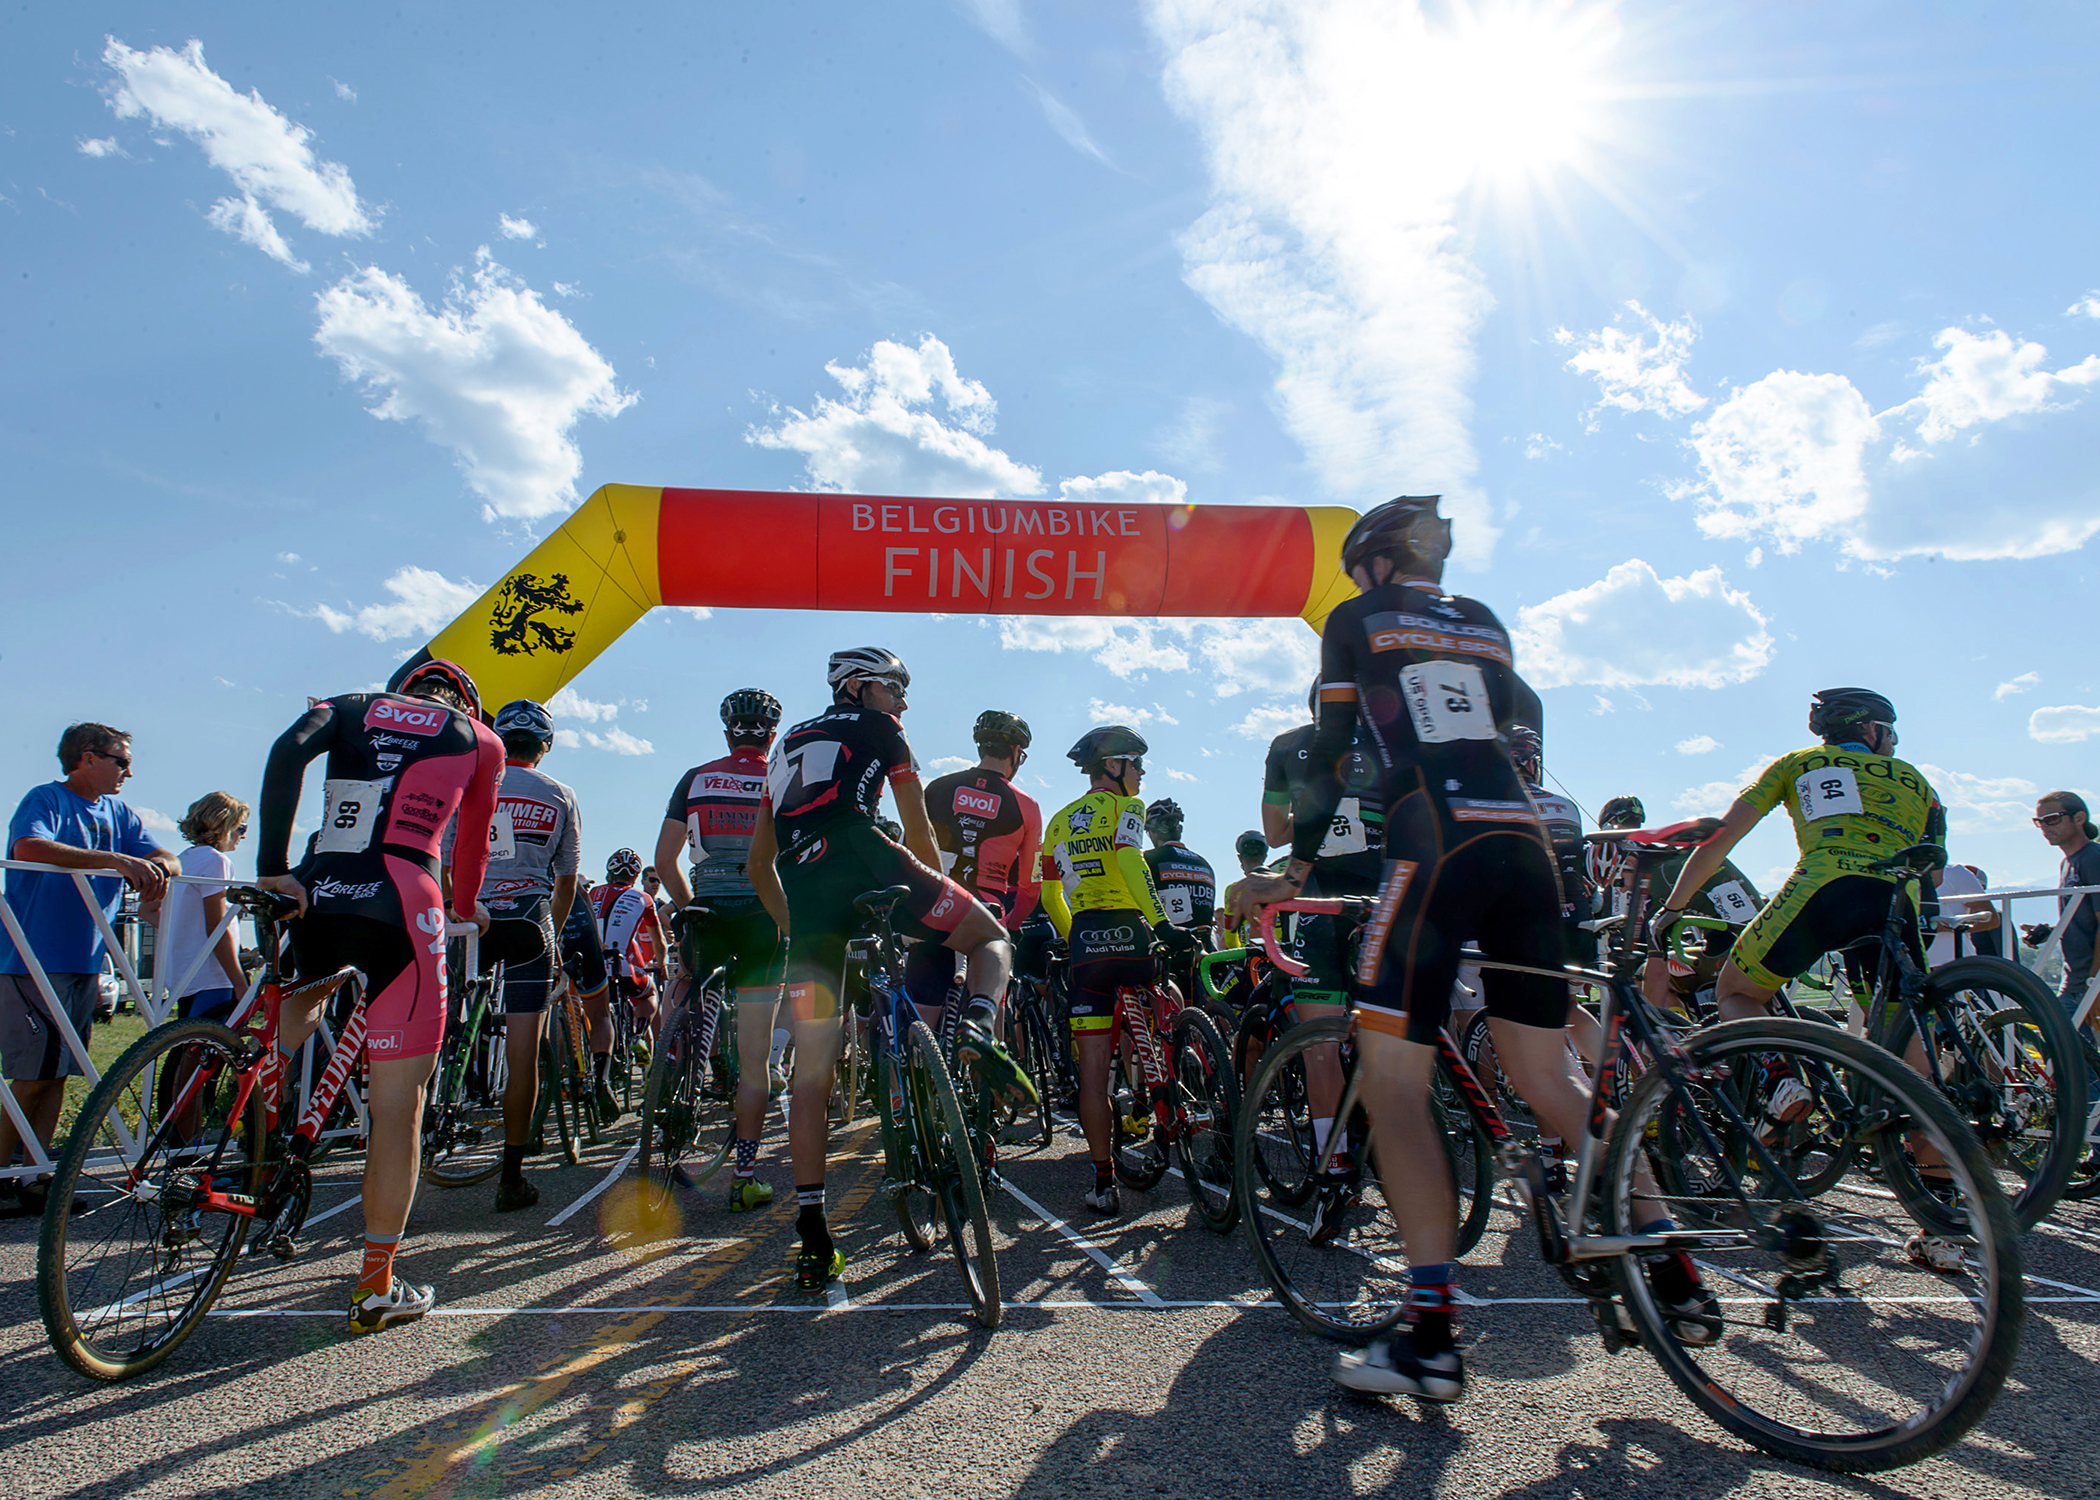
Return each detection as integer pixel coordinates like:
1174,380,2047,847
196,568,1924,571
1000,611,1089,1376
923,765,1042,924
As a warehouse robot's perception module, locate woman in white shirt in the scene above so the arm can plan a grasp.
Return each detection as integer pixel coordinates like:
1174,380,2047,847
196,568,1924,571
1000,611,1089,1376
156,792,250,1021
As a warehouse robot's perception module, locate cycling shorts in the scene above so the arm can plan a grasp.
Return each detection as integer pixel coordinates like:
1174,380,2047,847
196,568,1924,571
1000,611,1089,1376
903,939,964,1013
1013,910,1058,983
1288,869,1377,1008
1727,871,1902,992
1354,792,1568,1045
559,908,609,1000
289,855,450,1061
480,905,555,1016
778,820,976,1022
678,902,786,994
1066,907,1154,1034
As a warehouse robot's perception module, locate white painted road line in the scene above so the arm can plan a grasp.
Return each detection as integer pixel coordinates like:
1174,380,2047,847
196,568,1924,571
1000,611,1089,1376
999,1179,1167,1307
547,1143,641,1227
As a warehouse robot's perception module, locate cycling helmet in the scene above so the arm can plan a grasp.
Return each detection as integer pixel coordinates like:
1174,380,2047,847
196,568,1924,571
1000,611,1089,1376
493,699,555,744
607,847,643,885
1807,687,1896,742
826,647,909,693
394,657,482,721
972,709,1032,751
1067,724,1149,770
720,687,782,728
1144,798,1185,835
1504,724,1543,779
1339,494,1453,579
1598,795,1646,830
1234,829,1269,865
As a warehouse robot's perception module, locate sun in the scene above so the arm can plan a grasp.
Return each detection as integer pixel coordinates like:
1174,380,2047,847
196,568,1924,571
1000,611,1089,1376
1423,1,1624,188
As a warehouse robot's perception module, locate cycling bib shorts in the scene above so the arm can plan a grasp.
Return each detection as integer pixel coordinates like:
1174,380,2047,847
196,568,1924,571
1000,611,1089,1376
1288,868,1378,1008
480,901,556,1016
1727,872,1905,991
779,820,975,1021
1066,907,1154,1033
289,854,451,1061
679,901,786,994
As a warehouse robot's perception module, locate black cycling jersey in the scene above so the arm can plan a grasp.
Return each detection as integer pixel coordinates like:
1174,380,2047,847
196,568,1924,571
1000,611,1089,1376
1143,842,1217,929
1525,781,1588,923
1263,721,1385,888
923,765,1041,922
764,705,918,858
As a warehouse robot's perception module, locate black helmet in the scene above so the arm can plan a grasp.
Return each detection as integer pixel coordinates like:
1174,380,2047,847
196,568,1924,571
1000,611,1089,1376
973,709,1032,751
1504,724,1542,777
607,847,643,884
1598,795,1645,830
1144,798,1184,829
1067,724,1148,769
1808,687,1896,741
1340,494,1453,579
720,687,782,728
827,646,909,694
493,699,555,745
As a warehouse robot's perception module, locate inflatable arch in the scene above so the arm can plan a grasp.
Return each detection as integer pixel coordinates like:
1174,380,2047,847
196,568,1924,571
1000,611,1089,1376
408,485,1363,709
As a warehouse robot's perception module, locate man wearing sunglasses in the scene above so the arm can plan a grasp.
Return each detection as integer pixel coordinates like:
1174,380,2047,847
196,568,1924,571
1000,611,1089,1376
1,723,178,1212
2021,792,2100,1031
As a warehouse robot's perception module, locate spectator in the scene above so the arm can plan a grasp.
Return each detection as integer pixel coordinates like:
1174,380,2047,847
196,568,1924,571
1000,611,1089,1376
155,792,252,1022
1,724,177,1213
2020,791,2100,1031
1921,854,1997,969
1961,866,2004,958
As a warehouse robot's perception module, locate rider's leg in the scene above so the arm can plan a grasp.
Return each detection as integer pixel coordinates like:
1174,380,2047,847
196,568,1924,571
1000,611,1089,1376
1074,1026,1113,1173
786,996,843,1258
1489,1016,1671,1216
947,907,1013,1010
359,1050,439,1295
502,1010,544,1150
1713,958,1779,1022
1351,1030,1457,1265
734,987,782,1145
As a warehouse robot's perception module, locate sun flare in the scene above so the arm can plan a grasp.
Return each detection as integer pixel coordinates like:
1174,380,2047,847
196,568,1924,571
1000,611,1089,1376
1425,2,1623,186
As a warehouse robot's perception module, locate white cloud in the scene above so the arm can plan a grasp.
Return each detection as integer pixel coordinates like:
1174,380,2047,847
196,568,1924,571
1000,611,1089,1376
1028,81,1115,167
1674,755,1779,816
548,686,620,723
310,565,481,641
749,335,1044,498
2069,294,2100,320
1676,370,1879,553
1917,763,2042,836
1995,672,2040,701
554,727,654,756
2030,704,2100,745
332,78,357,102
1154,396,1230,472
958,0,1030,54
927,755,974,773
1088,699,1181,728
1675,735,1720,756
1512,560,1773,690
313,251,635,521
77,137,121,158
1231,702,1304,740
1897,327,2100,446
275,551,300,564
102,37,373,269
1152,0,1535,562
136,806,179,836
498,213,539,240
551,281,582,299
1057,469,1187,507
544,685,651,754
998,617,1190,677
1556,301,1706,425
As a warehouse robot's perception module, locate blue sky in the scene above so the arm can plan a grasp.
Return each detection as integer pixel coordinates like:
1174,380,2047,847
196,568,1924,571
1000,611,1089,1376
5,2,2100,898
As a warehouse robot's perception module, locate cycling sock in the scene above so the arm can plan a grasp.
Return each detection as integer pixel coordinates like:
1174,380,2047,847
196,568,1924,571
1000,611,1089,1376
357,1232,402,1298
1312,1116,1334,1160
734,1137,760,1178
1636,1214,1677,1234
964,995,998,1027
1092,1159,1114,1189
593,1053,610,1088
795,1187,829,1251
1408,1264,1458,1356
501,1145,526,1181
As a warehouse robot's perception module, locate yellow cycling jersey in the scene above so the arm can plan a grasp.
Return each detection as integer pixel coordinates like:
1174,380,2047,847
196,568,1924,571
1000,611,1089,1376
1038,789,1166,928
1740,745,1944,879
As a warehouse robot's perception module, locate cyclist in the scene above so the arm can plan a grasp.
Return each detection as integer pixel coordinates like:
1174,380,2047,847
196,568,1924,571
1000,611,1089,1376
253,657,502,1333
1259,682,1389,1234
911,709,1044,1015
1039,724,1190,1215
654,688,790,1211
1233,495,1715,1402
588,848,662,1120
1504,726,1594,967
745,648,1031,1292
1142,798,1216,941
451,699,582,1213
1614,803,1764,1022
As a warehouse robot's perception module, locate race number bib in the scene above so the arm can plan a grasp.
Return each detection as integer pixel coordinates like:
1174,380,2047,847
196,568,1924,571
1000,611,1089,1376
1705,880,1758,925
1318,797,1369,858
1795,766,1864,822
1399,661,1498,745
316,778,390,855
487,807,517,862
939,849,959,875
1162,886,1195,925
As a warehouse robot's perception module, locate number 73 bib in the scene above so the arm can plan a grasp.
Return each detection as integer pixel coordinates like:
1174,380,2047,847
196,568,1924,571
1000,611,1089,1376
1400,661,1499,745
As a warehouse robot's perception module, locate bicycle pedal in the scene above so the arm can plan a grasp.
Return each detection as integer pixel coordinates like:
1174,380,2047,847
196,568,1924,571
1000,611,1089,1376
257,1232,298,1262
880,1176,915,1201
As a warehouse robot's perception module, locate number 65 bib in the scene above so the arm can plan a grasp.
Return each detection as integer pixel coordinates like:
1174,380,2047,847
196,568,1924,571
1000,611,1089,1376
1400,661,1498,745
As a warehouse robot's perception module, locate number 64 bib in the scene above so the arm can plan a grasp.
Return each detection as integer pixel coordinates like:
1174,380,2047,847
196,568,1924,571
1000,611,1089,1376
1400,661,1499,745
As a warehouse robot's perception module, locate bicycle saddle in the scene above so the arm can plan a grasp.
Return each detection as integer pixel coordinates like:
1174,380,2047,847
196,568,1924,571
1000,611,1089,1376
852,884,912,915
1865,842,1946,876
227,886,301,920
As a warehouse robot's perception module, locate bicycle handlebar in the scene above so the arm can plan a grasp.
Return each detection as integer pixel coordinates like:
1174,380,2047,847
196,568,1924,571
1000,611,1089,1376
1249,898,1363,979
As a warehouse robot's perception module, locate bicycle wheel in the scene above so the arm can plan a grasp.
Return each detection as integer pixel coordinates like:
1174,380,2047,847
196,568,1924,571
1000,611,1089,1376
832,1010,862,1128
1234,1017,1407,1342
1172,1008,1239,1232
543,1001,584,1165
422,1006,507,1187
638,1003,731,1223
908,1020,1000,1327
1013,1001,1058,1147
39,1020,267,1380
1606,1016,2023,1473
874,1040,937,1251
2061,1031,2100,1201
1433,1056,1496,1256
1236,1013,1316,1208
1878,956,2084,1230
1110,1043,1168,1193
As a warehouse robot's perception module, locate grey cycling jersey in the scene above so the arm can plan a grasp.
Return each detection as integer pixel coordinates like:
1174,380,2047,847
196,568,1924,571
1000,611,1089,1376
444,760,582,916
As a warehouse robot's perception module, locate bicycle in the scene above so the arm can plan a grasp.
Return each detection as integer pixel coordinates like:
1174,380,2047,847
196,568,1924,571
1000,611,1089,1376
419,951,507,1187
38,888,476,1380
1235,892,2024,1473
1100,941,1239,1233
635,951,739,1223
846,885,1000,1326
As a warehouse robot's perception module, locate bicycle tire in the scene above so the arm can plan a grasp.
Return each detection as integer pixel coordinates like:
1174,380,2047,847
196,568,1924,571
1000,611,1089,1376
2061,1031,2100,1201
544,1002,583,1165
1015,1001,1058,1148
1237,1015,1316,1209
1433,1056,1495,1256
421,1002,506,1187
1605,1016,2023,1472
873,1040,936,1250
832,1010,862,1128
1877,955,2084,1231
1172,1008,1239,1231
1233,1017,1407,1342
908,1020,1000,1327
637,1001,730,1224
1111,1042,1168,1193
39,1020,267,1380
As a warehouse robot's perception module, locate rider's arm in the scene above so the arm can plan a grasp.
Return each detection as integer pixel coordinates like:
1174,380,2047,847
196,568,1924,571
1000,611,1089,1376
551,870,578,935
1010,795,1044,925
1040,869,1073,940
1288,688,1359,878
747,804,789,932
446,725,505,924
892,775,943,872
1119,843,1169,928
255,699,337,877
654,816,693,909
1660,799,1762,912
1261,734,1294,849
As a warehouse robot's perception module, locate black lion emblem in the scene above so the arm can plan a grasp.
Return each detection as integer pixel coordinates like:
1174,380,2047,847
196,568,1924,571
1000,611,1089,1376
489,572,583,657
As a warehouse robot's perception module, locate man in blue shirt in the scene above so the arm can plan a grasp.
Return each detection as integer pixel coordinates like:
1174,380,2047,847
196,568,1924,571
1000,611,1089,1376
1,723,175,1212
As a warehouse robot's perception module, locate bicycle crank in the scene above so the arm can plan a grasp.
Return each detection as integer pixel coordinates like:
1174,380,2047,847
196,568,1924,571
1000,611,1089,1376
252,1159,312,1261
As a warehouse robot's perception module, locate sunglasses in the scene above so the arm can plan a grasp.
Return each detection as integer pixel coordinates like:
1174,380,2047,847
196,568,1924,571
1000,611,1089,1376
2035,812,2074,828
95,750,133,772
236,823,250,836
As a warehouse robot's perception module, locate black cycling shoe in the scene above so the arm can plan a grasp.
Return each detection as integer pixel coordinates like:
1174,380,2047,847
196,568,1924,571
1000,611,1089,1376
796,1242,844,1293
955,1021,1039,1114
1306,1175,1360,1246
493,1176,540,1213
1640,1252,1723,1347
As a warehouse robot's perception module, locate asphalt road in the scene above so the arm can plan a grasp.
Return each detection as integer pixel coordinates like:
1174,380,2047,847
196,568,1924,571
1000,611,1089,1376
4,1102,2098,1500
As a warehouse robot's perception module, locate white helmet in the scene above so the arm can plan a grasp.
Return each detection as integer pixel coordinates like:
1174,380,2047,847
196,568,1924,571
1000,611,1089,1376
827,646,909,692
